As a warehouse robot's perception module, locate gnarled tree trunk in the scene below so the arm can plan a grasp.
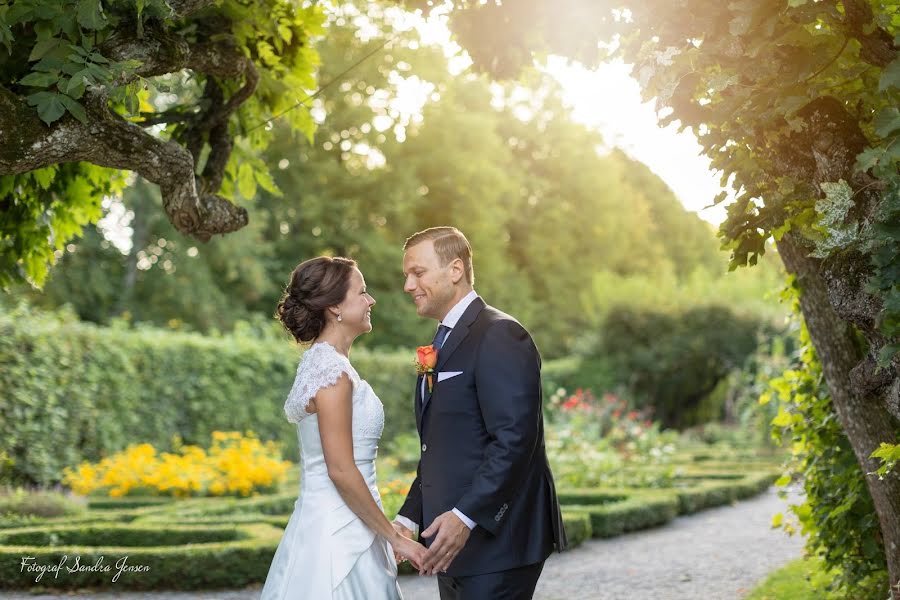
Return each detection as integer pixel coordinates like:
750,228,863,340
778,232,900,598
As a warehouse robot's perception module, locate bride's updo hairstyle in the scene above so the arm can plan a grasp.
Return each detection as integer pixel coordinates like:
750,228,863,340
276,256,357,343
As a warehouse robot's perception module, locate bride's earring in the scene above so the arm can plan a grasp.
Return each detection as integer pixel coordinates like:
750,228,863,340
337,314,342,322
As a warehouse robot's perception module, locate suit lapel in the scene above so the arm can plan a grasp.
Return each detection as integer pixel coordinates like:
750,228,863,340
420,297,485,418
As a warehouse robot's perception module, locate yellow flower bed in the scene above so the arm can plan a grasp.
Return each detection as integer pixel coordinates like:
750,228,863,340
62,431,293,498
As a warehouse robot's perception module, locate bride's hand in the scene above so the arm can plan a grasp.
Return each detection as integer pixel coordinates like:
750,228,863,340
391,521,414,563
393,535,427,570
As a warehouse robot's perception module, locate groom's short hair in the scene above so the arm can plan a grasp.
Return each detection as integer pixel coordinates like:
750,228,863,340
404,226,474,286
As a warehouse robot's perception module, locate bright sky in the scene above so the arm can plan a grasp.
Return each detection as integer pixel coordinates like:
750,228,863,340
543,57,732,226
403,7,733,226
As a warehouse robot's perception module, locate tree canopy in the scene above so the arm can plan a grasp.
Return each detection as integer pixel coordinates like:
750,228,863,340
1,0,324,287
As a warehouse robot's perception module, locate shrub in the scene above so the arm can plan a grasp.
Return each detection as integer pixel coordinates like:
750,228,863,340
0,306,415,486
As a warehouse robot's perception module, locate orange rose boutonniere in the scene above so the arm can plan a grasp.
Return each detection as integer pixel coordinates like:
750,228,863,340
415,345,438,392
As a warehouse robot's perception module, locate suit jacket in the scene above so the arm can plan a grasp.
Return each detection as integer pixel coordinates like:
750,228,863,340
398,296,567,576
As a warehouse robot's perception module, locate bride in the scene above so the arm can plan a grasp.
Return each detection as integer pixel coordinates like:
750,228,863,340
260,256,426,599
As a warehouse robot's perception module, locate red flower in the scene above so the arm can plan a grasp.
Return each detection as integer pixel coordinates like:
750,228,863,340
562,397,581,411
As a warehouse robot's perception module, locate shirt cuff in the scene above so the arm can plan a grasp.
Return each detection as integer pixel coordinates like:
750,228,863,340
452,507,476,529
393,514,419,537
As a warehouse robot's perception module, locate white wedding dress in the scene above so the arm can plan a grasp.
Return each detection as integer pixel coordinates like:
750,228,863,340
260,341,402,599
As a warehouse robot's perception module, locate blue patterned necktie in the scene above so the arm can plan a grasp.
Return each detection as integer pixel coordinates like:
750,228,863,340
432,324,451,351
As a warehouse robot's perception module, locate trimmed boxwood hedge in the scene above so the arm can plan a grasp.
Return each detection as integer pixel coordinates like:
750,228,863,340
564,491,680,538
0,522,282,590
555,469,780,540
0,465,779,590
0,524,247,547
86,497,176,510
674,471,778,514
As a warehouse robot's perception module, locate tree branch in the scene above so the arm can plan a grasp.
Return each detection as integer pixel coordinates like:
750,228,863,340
840,0,897,68
0,85,247,242
167,0,218,18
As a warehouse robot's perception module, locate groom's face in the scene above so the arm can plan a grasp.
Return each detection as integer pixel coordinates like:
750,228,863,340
403,240,455,320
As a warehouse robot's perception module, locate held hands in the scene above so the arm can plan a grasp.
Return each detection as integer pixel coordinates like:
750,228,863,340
391,521,426,570
419,510,471,576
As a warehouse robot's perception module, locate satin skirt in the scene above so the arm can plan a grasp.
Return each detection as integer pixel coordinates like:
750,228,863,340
260,447,402,599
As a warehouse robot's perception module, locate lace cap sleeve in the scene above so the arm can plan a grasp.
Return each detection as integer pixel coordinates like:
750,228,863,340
284,342,359,423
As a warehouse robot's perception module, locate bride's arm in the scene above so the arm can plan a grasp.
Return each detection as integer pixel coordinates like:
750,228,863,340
316,373,425,566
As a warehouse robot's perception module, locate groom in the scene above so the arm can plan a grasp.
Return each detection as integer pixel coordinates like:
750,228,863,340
393,226,567,600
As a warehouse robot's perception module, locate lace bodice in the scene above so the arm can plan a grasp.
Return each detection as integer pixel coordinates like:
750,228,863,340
283,341,385,440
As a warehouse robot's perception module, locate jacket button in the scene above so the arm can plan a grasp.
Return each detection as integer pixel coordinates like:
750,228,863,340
421,443,427,452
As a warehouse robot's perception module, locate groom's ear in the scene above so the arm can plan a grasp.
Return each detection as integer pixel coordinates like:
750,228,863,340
448,258,465,284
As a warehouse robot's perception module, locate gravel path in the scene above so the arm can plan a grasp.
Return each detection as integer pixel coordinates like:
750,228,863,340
3,484,805,600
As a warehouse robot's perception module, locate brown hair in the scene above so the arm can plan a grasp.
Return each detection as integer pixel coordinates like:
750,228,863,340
275,256,357,343
403,226,474,286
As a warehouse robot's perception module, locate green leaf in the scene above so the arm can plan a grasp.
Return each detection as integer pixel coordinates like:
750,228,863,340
787,0,807,5
29,38,61,61
18,71,60,88
33,56,65,72
254,166,282,197
772,408,793,427
854,147,882,173
31,166,57,190
76,0,105,30
876,343,900,368
278,23,293,45
65,71,89,98
874,107,900,138
879,58,900,92
125,90,139,115
237,163,257,199
32,93,66,126
59,94,87,124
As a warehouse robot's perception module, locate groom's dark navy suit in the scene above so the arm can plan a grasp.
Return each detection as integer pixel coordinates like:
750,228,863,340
398,296,567,598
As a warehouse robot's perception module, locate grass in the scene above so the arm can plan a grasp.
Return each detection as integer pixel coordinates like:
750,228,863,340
744,556,832,600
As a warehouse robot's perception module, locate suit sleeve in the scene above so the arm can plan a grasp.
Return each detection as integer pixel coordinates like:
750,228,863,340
454,319,541,535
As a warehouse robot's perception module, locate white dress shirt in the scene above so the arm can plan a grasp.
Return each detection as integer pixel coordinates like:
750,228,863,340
394,290,479,535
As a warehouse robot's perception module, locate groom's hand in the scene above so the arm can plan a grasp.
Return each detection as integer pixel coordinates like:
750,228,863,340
420,511,471,575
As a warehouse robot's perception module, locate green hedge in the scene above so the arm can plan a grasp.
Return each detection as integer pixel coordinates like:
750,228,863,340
0,307,416,486
560,510,592,547
0,524,246,546
557,470,779,539
0,522,281,590
675,471,778,514
565,491,680,538
0,466,778,590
